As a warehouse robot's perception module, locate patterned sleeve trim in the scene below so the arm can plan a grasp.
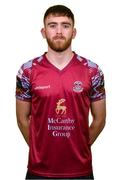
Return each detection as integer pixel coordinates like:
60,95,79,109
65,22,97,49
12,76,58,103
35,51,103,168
16,60,33,101
90,66,106,101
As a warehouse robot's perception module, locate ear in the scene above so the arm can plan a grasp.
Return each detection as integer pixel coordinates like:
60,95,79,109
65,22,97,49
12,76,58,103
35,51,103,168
41,28,46,38
72,28,77,39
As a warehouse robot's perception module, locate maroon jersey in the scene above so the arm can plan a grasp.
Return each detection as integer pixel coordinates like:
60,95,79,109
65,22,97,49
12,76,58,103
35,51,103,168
16,53,105,177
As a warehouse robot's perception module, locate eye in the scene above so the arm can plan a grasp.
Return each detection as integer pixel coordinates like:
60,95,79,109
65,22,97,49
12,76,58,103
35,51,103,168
63,24,70,29
49,24,56,28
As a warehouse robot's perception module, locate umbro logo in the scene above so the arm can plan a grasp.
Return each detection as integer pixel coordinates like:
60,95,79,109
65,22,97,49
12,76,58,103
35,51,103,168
34,85,50,90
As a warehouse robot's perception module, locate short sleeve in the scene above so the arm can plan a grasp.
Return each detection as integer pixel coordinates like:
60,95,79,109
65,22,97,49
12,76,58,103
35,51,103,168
90,67,106,102
16,64,32,101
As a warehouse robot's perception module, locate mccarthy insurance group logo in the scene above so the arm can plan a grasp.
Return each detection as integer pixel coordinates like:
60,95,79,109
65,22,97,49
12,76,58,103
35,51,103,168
48,98,76,138
55,98,67,115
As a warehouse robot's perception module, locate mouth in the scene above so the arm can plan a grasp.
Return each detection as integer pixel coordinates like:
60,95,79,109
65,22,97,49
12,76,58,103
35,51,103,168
54,37,65,40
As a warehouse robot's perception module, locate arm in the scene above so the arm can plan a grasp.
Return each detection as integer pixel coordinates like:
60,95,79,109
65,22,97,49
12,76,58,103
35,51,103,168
16,99,31,146
89,99,106,145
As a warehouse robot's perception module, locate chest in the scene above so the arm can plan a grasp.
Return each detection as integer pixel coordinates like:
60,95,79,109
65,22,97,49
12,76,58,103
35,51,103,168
30,65,91,99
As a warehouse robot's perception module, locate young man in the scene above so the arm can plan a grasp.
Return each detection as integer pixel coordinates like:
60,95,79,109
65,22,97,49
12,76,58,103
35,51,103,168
16,5,106,179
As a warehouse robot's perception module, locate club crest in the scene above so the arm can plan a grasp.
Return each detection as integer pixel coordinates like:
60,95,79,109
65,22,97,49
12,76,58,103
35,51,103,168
73,81,83,92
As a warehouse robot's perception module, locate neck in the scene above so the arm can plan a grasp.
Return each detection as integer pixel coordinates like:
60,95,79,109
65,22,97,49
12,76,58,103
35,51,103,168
45,47,74,70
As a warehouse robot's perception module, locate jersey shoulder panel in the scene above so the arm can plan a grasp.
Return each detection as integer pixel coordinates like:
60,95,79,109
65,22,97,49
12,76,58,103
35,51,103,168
16,56,43,101
76,54,98,70
76,54,106,101
18,55,43,77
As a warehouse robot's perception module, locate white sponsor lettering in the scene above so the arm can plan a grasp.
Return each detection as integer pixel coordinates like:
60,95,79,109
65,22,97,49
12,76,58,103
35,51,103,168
47,117,75,138
48,118,75,124
52,131,71,138
35,85,50,90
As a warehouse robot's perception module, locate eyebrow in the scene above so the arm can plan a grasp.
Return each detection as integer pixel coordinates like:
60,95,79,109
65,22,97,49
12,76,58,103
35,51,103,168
47,22,72,26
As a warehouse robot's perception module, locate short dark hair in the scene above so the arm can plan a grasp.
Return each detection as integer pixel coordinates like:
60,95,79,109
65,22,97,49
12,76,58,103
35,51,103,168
43,5,75,26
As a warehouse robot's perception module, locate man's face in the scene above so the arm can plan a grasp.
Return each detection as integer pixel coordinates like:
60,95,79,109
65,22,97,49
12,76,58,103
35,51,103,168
41,15,76,52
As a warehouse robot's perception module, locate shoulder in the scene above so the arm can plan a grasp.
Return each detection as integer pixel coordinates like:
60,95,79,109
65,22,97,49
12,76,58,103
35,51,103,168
17,56,43,78
22,56,43,70
76,54,98,68
76,54,102,75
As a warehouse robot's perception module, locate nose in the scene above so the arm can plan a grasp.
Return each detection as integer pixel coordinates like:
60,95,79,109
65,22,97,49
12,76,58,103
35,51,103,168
56,25,62,34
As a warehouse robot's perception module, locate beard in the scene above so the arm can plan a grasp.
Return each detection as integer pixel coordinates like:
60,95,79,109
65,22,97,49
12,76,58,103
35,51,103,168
45,35,73,52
